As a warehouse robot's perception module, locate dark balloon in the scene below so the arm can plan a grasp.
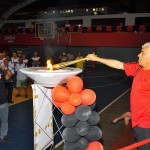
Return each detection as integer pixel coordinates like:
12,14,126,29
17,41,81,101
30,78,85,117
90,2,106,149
89,101,96,110
76,121,90,136
62,127,80,142
88,111,100,126
75,105,92,121
61,113,78,127
86,126,102,141
75,137,89,149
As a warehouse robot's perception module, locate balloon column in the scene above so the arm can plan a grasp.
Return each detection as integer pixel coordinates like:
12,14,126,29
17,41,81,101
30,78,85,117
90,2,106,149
51,76,103,150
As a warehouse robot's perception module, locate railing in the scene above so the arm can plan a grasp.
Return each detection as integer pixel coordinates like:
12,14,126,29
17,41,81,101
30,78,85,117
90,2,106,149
0,24,149,34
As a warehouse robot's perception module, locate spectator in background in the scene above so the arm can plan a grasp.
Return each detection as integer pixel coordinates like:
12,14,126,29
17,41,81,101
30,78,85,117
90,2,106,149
75,52,85,70
0,65,12,142
75,52,85,79
65,21,71,31
15,57,28,98
31,51,40,67
11,52,19,64
11,52,19,88
67,52,74,61
65,21,71,28
22,54,28,66
3,58,14,104
66,52,75,67
60,52,68,62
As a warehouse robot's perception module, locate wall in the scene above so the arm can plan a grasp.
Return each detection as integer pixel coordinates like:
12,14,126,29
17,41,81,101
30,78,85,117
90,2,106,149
1,32,150,47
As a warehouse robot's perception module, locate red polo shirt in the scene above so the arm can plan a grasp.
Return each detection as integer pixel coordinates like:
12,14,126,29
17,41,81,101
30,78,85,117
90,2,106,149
124,63,150,128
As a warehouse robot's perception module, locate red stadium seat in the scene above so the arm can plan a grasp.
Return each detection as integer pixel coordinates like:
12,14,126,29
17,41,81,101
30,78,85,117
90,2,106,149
69,26,74,32
139,25,146,32
106,26,112,32
126,25,134,32
86,27,92,32
116,26,123,32
96,26,102,32
77,27,83,32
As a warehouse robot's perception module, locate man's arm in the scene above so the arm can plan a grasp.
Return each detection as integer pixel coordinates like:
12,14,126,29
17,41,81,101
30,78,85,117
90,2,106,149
86,54,124,70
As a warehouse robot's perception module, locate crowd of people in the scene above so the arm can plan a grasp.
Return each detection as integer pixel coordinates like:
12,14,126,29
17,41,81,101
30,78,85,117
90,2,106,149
0,51,41,100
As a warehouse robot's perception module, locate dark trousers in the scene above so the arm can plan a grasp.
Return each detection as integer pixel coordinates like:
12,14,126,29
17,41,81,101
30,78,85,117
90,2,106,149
12,73,17,88
5,82,13,102
134,126,150,150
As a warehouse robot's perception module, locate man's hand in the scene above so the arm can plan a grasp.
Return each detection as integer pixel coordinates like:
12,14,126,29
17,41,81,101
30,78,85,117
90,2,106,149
86,54,99,61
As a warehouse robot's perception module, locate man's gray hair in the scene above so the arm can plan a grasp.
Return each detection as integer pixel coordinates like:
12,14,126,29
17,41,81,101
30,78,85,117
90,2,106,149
142,42,150,48
142,42,150,54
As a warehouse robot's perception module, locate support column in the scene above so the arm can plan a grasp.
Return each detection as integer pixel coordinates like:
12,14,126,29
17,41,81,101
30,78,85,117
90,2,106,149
32,84,53,150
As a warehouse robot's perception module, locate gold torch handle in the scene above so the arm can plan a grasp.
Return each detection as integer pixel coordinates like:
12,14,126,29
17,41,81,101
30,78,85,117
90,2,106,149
52,58,87,70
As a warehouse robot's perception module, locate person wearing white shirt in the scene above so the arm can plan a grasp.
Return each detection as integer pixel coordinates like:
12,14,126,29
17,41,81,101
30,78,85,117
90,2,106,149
15,57,28,98
11,52,19,88
22,54,28,66
31,51,40,67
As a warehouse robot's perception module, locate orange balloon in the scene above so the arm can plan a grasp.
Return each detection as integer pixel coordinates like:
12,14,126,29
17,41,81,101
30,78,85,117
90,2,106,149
52,100,62,108
51,85,70,102
85,141,103,150
67,76,83,93
61,101,75,115
81,89,96,105
69,93,82,106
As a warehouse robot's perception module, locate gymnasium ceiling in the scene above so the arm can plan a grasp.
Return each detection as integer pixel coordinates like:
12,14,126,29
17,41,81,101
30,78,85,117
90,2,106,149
0,0,149,19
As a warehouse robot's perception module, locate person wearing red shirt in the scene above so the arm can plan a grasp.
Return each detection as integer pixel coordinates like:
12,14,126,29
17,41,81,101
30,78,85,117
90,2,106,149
86,42,150,150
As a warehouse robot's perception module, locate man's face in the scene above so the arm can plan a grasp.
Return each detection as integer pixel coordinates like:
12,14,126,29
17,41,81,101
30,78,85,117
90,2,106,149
13,53,17,57
3,59,8,66
138,46,150,69
19,57,23,64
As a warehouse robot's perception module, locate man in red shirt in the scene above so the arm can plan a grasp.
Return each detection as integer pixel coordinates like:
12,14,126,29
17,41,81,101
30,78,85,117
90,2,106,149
86,42,150,150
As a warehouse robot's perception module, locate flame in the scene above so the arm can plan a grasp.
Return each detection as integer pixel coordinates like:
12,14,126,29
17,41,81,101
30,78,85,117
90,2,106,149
47,60,53,70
